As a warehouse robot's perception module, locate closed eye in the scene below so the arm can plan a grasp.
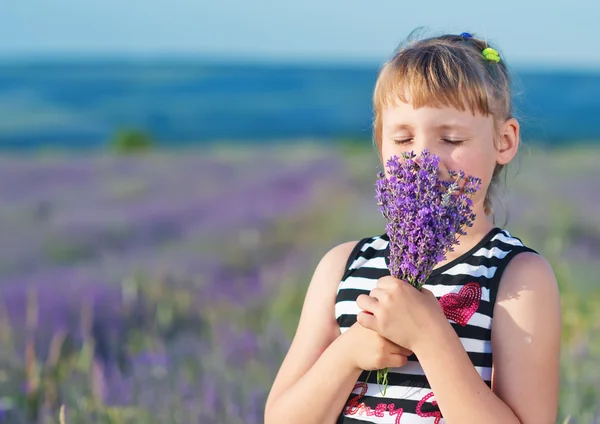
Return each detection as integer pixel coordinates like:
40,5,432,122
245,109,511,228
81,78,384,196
442,138,465,145
393,138,465,145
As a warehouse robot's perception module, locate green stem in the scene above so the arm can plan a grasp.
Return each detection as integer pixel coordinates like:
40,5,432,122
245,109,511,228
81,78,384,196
375,367,389,396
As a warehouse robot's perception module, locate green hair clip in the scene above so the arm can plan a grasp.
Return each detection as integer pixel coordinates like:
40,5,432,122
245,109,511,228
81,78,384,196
482,47,500,63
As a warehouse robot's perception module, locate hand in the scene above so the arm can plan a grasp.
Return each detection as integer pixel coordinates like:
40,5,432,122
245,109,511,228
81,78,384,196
356,276,447,352
340,321,413,372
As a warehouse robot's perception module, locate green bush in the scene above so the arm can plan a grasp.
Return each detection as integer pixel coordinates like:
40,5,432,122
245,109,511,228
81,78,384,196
109,129,155,154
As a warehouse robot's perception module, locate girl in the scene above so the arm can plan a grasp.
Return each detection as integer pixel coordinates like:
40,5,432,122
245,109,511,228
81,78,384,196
264,32,561,424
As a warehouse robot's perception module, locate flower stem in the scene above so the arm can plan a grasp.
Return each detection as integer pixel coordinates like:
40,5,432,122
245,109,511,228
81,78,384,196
376,367,389,396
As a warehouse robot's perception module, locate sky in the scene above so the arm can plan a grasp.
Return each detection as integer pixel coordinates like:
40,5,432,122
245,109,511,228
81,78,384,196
1,0,598,70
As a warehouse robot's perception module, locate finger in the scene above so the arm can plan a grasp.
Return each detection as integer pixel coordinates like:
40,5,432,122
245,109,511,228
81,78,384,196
356,293,378,313
390,354,408,368
376,276,396,289
368,287,386,300
393,346,414,357
377,276,407,289
356,311,378,332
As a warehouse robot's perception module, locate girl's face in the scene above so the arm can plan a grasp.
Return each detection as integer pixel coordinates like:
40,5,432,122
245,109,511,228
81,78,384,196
380,101,511,214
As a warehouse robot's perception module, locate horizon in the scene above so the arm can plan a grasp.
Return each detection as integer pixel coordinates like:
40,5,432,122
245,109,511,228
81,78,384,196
1,54,600,75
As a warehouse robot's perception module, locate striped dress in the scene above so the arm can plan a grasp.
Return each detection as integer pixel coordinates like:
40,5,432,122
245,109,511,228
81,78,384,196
334,227,537,423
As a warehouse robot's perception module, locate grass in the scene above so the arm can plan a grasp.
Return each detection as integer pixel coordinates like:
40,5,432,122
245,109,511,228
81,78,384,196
0,142,597,423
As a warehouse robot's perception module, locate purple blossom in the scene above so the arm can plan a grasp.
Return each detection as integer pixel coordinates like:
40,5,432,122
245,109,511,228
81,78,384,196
376,150,481,290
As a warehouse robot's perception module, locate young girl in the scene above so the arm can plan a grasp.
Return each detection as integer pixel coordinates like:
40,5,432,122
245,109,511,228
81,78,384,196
264,32,561,424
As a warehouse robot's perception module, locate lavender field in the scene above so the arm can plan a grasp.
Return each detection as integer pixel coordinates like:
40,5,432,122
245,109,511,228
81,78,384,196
0,142,598,423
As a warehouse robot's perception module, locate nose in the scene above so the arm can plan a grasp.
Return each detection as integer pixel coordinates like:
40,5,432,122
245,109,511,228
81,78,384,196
405,138,437,160
409,142,447,177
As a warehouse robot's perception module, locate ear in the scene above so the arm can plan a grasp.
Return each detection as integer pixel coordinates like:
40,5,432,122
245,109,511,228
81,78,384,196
496,118,520,165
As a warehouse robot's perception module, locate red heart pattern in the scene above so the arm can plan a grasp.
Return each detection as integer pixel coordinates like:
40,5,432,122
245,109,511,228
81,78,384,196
439,282,482,326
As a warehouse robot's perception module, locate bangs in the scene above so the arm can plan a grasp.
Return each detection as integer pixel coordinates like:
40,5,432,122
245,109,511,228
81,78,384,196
373,45,493,117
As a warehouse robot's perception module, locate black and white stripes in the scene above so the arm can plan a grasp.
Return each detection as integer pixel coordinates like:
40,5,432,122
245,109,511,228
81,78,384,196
335,227,536,423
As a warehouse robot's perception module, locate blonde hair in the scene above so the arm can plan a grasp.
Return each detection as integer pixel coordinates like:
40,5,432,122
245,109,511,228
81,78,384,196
372,31,514,217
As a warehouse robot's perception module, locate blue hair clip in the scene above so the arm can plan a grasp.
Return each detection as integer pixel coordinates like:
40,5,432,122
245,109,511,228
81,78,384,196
460,32,473,39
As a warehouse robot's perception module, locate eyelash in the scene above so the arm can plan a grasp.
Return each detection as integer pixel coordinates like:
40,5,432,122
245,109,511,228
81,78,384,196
393,138,465,146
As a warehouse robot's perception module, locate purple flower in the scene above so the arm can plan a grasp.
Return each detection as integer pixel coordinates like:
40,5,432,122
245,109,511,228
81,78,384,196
375,150,481,289
372,150,481,394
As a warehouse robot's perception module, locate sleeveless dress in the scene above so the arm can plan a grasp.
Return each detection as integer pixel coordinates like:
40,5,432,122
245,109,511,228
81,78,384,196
334,227,537,423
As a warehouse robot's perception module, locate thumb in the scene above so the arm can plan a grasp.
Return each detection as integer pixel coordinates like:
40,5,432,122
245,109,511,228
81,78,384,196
390,353,409,368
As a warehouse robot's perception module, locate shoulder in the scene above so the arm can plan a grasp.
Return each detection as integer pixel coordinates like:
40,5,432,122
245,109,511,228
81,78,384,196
486,229,545,298
497,251,558,302
317,235,381,273
308,236,383,295
309,234,389,296
305,240,363,298
317,240,362,273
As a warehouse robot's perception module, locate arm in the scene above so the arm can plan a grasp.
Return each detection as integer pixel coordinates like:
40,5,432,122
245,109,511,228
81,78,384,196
264,241,362,424
415,252,561,424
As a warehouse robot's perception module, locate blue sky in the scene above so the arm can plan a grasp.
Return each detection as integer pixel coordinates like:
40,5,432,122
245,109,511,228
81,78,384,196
1,0,597,69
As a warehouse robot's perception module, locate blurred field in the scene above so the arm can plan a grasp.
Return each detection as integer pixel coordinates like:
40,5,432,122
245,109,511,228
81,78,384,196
0,141,598,423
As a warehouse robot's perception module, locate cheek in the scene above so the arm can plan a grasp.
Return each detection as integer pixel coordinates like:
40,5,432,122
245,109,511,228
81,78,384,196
380,141,393,160
451,148,494,178
449,151,496,200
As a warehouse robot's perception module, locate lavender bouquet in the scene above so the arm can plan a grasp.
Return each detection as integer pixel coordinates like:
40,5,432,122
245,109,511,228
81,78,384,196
371,150,482,393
